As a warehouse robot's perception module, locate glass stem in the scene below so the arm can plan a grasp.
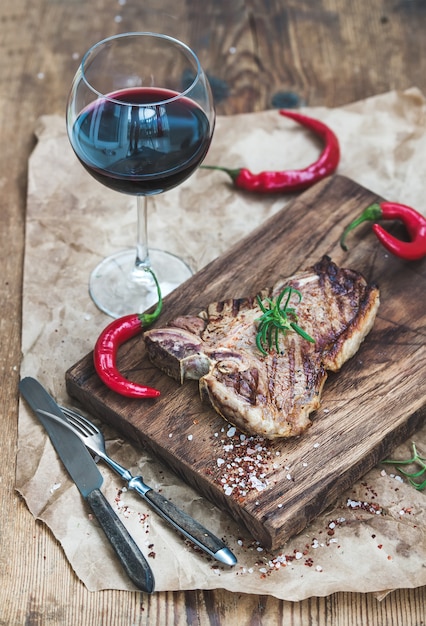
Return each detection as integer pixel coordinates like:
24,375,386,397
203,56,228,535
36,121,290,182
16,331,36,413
133,195,151,278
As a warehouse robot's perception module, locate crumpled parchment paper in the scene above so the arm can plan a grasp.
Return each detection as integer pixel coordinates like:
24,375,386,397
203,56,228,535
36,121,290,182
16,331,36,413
17,88,426,599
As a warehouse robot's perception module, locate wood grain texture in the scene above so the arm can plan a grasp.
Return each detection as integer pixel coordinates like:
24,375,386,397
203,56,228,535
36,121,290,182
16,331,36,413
2,0,426,623
65,175,426,550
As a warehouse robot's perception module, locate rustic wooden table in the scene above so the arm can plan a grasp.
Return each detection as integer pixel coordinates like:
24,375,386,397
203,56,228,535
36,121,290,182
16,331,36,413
1,1,425,624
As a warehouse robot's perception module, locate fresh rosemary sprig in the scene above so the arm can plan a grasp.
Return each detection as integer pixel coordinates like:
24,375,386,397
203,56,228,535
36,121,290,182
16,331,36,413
255,286,315,356
382,443,426,490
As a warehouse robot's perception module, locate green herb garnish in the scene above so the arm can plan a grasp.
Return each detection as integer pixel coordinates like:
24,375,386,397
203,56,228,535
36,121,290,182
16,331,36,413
382,443,426,490
255,286,315,356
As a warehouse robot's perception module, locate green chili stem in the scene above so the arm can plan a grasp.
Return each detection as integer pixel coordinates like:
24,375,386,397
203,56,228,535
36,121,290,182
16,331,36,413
201,165,241,182
340,202,383,251
139,268,163,326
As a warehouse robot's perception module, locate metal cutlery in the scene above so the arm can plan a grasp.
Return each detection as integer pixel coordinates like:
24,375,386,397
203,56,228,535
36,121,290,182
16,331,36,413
19,377,155,593
40,403,237,566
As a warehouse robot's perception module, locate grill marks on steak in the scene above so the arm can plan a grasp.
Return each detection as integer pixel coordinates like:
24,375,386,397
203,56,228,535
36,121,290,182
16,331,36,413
144,256,380,439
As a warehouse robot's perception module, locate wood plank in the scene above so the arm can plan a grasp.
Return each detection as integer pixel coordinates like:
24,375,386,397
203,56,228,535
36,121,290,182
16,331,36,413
66,175,426,550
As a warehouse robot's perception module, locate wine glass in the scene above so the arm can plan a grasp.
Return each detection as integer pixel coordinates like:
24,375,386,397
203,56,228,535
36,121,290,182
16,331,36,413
66,32,215,317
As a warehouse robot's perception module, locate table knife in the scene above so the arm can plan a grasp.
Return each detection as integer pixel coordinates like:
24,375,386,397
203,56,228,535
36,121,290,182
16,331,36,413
19,376,155,593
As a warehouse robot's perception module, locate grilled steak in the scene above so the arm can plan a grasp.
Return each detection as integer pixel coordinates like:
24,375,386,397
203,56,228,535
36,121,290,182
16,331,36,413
144,256,380,439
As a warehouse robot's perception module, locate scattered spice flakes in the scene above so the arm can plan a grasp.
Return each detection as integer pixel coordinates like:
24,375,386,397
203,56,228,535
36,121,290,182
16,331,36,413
346,498,383,515
399,507,413,516
206,427,278,500
234,498,400,581
234,530,336,579
114,488,150,527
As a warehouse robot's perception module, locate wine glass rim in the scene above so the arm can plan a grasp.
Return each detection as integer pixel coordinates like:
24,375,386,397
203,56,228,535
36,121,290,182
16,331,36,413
80,31,204,106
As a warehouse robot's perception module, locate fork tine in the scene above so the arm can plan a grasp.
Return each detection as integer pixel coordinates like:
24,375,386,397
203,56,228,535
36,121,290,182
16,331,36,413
59,405,99,436
38,409,86,440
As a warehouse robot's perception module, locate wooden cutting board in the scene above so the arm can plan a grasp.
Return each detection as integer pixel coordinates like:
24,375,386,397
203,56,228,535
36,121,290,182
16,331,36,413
66,175,426,550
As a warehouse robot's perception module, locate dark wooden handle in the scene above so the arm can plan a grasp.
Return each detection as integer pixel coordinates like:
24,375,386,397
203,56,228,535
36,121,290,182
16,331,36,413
86,489,154,593
142,486,236,564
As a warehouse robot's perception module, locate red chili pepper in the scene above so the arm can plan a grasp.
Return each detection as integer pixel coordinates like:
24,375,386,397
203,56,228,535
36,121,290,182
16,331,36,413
340,201,426,261
93,269,163,398
203,110,340,193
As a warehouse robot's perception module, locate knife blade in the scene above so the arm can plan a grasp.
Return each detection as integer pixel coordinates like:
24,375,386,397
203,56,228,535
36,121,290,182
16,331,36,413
19,376,155,593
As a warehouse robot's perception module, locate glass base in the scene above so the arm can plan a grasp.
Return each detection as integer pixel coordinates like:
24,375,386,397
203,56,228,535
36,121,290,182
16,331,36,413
89,248,193,318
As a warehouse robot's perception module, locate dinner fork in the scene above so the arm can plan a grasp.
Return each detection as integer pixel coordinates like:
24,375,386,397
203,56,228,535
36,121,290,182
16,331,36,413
43,405,236,566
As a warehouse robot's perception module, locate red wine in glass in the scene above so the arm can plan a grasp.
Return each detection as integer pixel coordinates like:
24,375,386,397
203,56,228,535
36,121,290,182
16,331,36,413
72,87,212,195
66,32,215,318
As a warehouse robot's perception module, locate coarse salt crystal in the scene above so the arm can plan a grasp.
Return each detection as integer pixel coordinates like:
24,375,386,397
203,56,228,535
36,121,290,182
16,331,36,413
249,476,267,491
187,434,193,441
217,458,225,467
347,499,361,508
316,565,323,572
295,552,303,560
227,427,236,437
286,474,292,480
313,442,320,448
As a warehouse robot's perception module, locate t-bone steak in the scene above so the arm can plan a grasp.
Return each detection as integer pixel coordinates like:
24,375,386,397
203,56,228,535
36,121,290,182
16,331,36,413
144,256,380,439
